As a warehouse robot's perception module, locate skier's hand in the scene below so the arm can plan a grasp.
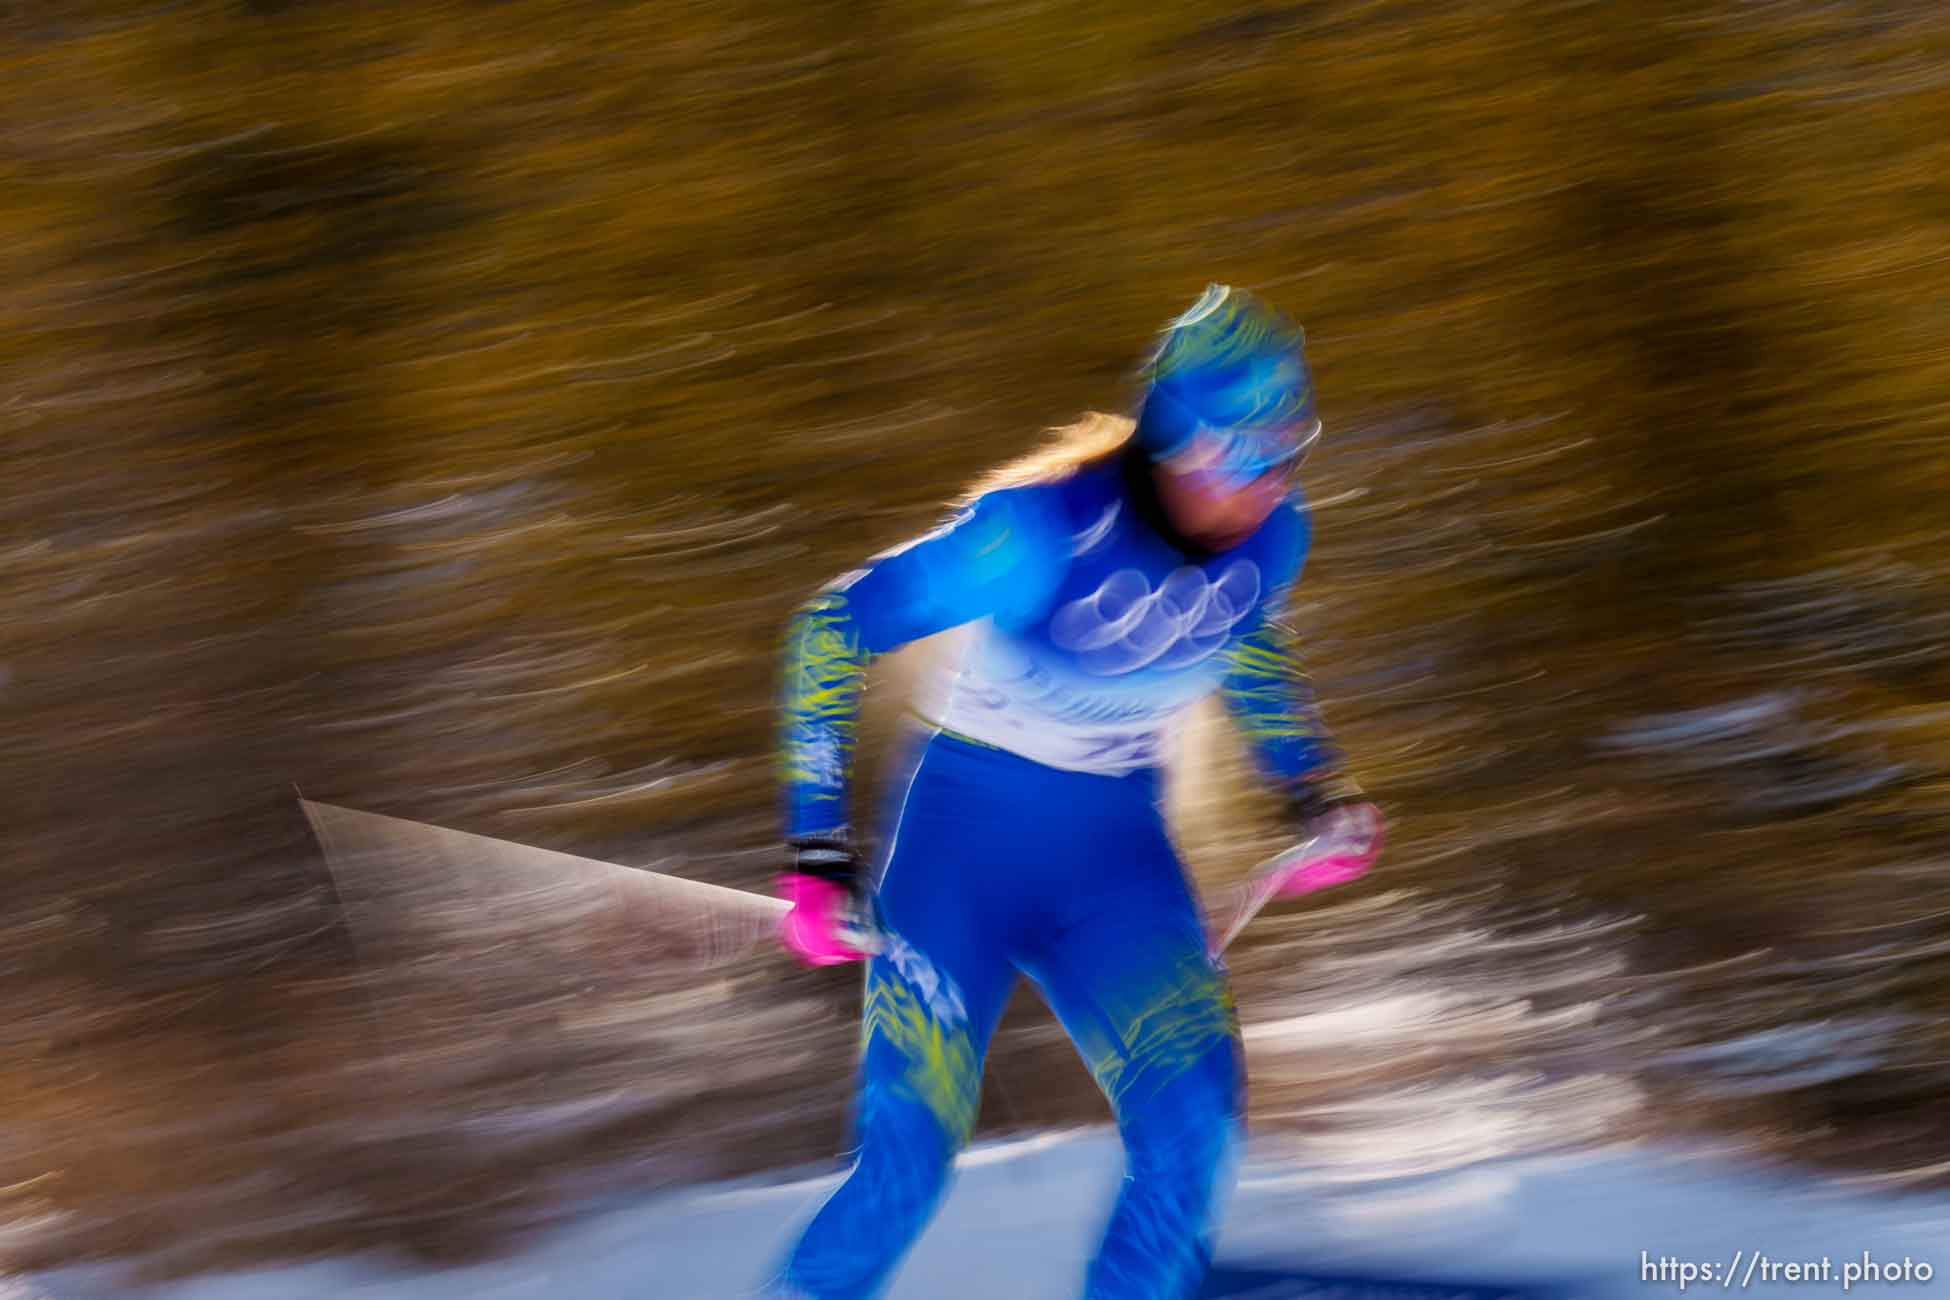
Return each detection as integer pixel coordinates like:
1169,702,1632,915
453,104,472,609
1271,779,1385,897
777,833,880,966
1208,795,1385,957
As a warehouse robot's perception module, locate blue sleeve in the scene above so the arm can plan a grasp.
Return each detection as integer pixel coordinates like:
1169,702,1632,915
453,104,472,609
780,486,1069,838
1217,499,1343,786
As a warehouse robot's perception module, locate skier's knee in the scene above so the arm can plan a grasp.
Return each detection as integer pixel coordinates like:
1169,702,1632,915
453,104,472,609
1118,1045,1242,1184
852,1092,962,1233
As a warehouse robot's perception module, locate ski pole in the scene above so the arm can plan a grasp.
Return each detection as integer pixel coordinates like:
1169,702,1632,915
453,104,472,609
1210,832,1322,958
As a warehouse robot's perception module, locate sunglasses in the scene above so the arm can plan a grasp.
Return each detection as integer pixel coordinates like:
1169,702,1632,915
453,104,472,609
1168,416,1324,493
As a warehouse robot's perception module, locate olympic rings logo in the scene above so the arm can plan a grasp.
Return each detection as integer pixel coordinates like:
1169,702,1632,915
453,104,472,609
1048,561,1261,677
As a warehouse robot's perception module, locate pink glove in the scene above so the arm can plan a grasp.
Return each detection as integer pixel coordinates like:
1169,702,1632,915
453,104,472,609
1271,801,1385,896
777,872,879,966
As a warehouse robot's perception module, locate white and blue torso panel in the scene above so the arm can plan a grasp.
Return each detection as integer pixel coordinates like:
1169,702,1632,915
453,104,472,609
935,462,1307,775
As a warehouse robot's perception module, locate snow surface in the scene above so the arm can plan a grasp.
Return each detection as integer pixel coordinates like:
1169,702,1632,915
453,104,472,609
22,1129,1950,1298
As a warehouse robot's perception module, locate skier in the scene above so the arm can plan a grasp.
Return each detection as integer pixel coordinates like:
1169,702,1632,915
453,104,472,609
770,285,1385,1299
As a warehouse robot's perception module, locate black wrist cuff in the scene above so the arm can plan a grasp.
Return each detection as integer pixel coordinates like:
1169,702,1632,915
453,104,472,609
788,831,859,883
1285,771,1365,822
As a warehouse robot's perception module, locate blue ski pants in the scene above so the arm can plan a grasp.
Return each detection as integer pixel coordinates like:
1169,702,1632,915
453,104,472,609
778,732,1243,1300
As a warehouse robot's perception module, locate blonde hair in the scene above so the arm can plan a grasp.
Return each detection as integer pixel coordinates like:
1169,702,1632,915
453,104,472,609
958,411,1136,504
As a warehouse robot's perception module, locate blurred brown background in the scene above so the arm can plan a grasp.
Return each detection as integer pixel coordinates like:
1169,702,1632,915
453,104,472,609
4,0,1949,1282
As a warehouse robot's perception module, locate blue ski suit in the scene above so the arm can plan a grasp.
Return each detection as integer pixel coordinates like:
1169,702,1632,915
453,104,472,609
776,448,1341,1300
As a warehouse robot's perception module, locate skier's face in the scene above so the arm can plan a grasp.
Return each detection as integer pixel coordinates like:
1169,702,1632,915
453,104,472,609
1153,457,1289,551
